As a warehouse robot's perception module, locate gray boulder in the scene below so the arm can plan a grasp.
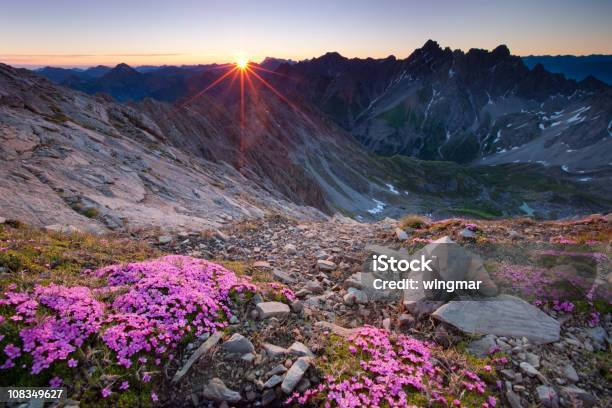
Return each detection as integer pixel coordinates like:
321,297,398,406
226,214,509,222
466,334,497,357
222,333,254,355
202,378,241,403
281,357,310,394
432,295,560,343
256,302,290,319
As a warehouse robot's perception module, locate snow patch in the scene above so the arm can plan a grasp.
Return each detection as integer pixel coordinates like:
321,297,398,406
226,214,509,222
519,202,535,217
386,183,400,195
493,129,502,144
566,106,590,125
367,199,386,215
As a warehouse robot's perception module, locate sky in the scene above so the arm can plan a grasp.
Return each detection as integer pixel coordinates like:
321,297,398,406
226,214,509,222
1,0,611,68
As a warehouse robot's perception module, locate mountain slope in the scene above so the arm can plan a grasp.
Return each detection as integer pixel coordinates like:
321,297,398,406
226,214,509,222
2,60,611,228
0,63,325,232
273,41,612,169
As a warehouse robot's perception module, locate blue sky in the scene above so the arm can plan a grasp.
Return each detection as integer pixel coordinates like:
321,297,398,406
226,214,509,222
1,0,610,67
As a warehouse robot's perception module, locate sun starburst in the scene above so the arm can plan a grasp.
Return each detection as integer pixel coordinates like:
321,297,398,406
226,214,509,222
235,56,249,70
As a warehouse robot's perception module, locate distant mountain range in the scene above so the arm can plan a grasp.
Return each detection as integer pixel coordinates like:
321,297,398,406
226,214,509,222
523,55,612,85
1,40,609,229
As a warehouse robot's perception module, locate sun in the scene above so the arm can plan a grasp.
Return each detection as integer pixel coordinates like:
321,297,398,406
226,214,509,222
235,56,249,70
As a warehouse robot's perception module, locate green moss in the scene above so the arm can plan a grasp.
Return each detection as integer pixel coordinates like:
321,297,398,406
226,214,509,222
593,351,612,381
451,206,502,220
81,208,100,218
0,223,160,290
318,334,365,382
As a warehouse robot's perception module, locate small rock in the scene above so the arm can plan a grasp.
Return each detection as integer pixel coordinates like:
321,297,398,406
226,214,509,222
245,390,257,401
461,228,476,238
506,389,524,408
403,300,444,319
348,287,368,304
214,230,229,242
264,375,283,389
395,228,408,241
317,260,337,271
261,389,276,406
256,302,290,319
284,244,297,254
262,343,288,358
253,261,271,269
290,300,303,314
305,280,323,294
343,292,356,306
265,364,287,377
202,378,241,403
0,217,6,224
272,269,296,284
287,342,314,358
560,386,597,407
467,334,497,358
519,362,539,377
382,318,391,330
500,369,516,381
586,326,608,348
158,235,172,244
536,385,559,408
297,378,311,393
562,364,578,383
172,332,222,383
222,333,255,355
525,352,540,368
241,353,255,363
281,357,310,394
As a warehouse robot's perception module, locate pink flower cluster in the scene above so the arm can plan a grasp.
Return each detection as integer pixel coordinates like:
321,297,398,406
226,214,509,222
287,326,492,407
464,223,479,232
0,284,105,373
551,300,575,313
268,282,296,302
1,256,257,388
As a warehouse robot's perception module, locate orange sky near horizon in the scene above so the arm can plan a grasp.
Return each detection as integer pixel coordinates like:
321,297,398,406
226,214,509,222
1,0,611,68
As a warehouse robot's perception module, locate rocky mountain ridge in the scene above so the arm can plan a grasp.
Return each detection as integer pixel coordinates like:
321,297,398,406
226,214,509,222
2,60,612,231
273,40,612,168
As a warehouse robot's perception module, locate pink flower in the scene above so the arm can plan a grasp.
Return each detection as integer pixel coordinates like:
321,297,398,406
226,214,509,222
143,373,152,383
67,358,78,368
49,377,63,387
151,392,158,402
101,387,111,398
4,344,21,359
119,381,129,391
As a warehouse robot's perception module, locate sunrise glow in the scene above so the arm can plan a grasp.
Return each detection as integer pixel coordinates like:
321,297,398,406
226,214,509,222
235,56,249,69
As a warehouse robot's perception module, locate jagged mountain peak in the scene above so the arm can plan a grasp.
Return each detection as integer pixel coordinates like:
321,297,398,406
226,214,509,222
109,62,138,74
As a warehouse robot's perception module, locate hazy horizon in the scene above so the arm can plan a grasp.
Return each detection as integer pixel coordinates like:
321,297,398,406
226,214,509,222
1,0,611,68
8,47,612,70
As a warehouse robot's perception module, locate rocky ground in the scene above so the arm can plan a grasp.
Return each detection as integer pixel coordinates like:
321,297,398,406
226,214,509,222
0,214,610,407
147,214,611,407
